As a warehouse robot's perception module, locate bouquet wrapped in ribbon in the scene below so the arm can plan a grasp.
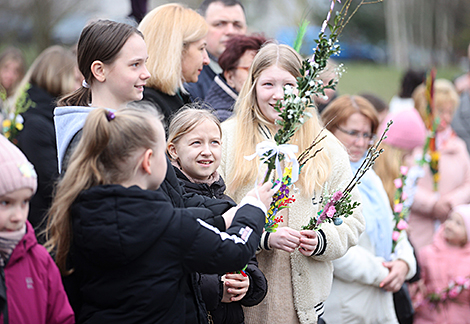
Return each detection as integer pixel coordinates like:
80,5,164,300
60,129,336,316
245,0,380,232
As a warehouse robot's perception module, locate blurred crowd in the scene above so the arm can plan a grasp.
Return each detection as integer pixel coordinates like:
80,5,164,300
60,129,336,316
1,1,470,324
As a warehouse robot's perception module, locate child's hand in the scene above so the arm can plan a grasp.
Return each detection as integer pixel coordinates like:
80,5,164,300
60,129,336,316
221,273,250,303
222,207,237,228
299,230,318,256
246,181,281,211
269,227,301,252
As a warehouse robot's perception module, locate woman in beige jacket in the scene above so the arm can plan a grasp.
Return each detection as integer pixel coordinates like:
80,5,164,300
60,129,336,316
219,43,365,324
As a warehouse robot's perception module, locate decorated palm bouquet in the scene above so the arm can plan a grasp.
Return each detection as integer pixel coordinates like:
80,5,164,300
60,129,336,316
245,0,384,232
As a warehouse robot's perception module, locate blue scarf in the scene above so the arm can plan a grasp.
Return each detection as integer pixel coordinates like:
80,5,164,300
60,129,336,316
351,160,393,260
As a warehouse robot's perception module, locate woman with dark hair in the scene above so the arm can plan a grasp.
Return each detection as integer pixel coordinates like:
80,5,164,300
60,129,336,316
205,34,266,121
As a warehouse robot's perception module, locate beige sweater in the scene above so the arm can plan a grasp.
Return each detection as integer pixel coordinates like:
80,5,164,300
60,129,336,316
219,119,365,324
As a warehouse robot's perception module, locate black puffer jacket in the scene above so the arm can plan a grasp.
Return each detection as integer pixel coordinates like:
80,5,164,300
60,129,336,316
70,184,265,324
174,166,268,324
16,84,59,239
142,86,191,126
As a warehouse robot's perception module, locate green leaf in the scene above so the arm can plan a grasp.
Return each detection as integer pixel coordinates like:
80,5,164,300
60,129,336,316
293,19,310,53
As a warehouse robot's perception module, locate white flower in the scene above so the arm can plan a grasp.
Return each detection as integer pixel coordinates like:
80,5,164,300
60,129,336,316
293,97,301,104
309,80,315,87
305,91,311,96
299,117,304,124
284,85,294,95
322,95,329,101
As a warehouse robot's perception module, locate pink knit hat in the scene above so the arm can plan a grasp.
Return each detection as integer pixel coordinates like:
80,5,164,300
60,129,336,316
379,109,426,150
0,135,37,197
451,204,470,244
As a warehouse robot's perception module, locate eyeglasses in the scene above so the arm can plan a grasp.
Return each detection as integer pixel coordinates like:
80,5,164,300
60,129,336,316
336,126,376,144
235,66,250,71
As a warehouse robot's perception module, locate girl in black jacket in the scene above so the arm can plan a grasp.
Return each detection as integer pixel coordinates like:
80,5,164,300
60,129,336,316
167,107,268,324
45,105,276,324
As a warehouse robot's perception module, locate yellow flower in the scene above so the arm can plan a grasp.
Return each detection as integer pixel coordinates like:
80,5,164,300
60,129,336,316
16,123,23,131
3,119,11,128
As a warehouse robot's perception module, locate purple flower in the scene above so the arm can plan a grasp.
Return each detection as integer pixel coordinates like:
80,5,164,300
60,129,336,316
332,190,343,201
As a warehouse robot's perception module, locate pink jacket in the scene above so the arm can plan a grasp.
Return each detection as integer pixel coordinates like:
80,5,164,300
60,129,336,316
0,221,74,324
414,226,470,324
408,133,470,252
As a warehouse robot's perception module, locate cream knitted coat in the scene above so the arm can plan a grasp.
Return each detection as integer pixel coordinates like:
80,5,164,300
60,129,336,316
219,119,365,324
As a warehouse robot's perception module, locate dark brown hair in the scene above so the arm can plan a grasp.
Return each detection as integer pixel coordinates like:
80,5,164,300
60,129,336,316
57,20,143,107
218,34,267,72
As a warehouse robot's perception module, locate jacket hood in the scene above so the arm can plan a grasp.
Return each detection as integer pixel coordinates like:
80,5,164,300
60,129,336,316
54,106,95,173
431,225,470,255
7,221,38,267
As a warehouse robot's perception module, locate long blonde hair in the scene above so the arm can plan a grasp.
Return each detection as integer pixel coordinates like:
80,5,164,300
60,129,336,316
45,104,162,275
374,143,405,208
227,43,331,197
139,3,208,95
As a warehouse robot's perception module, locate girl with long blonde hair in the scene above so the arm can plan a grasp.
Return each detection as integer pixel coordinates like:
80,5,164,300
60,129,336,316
45,104,276,323
219,43,365,324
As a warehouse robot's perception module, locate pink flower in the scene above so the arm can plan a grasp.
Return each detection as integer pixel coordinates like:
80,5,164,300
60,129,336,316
400,166,409,176
326,206,336,218
456,276,467,285
397,219,408,230
392,231,400,241
401,191,408,201
448,287,460,299
332,190,343,201
394,203,403,214
394,178,403,188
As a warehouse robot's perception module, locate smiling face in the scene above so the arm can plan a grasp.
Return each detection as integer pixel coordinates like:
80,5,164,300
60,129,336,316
182,38,210,84
168,119,222,181
333,112,373,162
444,212,468,246
255,64,297,127
204,2,247,58
0,188,33,232
101,33,151,107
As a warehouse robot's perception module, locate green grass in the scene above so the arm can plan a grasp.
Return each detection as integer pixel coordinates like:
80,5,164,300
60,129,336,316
336,62,464,103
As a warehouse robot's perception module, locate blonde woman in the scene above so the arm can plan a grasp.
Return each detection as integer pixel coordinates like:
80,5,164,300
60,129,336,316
219,43,365,324
140,3,210,124
407,79,470,252
15,45,79,238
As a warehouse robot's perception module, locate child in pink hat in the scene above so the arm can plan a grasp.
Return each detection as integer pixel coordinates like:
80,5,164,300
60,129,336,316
0,135,74,323
413,204,470,324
